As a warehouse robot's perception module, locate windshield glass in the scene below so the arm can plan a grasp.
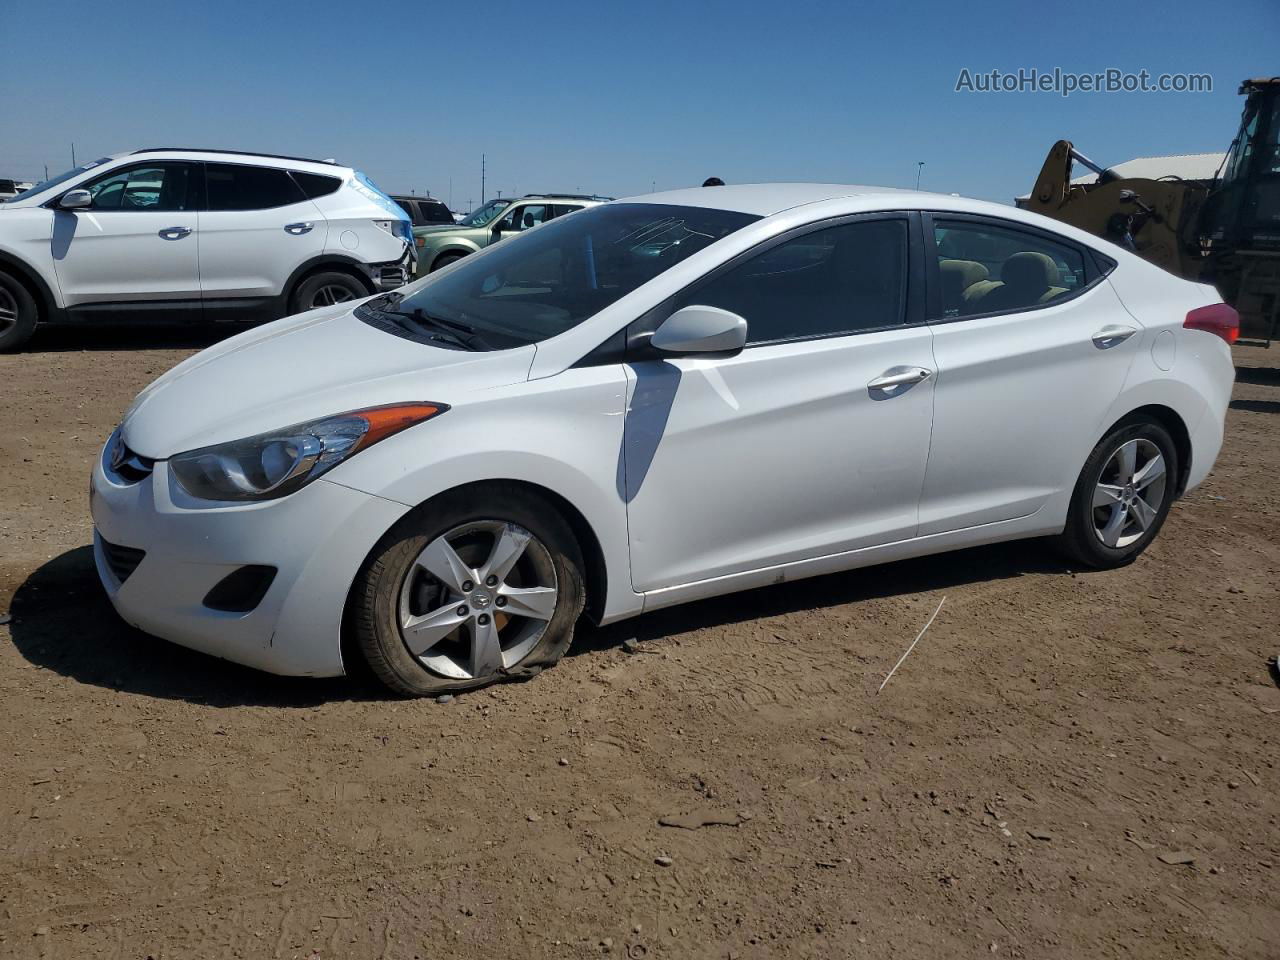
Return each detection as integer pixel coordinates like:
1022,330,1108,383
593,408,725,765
6,157,113,202
458,198,510,227
360,203,760,349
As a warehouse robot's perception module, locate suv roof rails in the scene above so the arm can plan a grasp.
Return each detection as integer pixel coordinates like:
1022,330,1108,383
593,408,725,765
134,148,342,166
521,192,615,201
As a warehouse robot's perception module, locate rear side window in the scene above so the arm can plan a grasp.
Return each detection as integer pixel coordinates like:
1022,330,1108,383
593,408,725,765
292,171,342,200
205,163,306,211
420,200,453,223
933,219,1088,319
679,217,909,345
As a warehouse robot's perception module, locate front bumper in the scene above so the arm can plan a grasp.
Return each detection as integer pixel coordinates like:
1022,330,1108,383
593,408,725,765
89,439,408,677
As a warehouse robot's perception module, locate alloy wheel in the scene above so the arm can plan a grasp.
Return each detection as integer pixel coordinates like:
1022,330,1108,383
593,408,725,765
310,284,357,308
1092,438,1168,548
0,286,17,336
397,520,559,680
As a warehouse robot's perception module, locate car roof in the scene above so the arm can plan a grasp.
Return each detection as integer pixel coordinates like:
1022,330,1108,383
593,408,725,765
620,182,1093,230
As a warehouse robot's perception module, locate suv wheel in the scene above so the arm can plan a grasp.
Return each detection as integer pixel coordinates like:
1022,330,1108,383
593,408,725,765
431,252,466,273
0,271,38,352
290,271,369,314
351,485,586,697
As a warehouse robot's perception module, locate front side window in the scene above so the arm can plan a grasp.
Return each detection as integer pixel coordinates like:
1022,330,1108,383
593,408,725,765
676,218,908,345
934,220,1087,318
205,163,306,211
359,203,759,349
496,204,548,232
82,162,196,211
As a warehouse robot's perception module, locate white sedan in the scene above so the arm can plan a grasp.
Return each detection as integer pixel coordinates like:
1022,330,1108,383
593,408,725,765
90,184,1237,696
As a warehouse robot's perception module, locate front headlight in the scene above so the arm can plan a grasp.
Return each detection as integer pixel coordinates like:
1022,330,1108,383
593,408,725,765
169,403,447,502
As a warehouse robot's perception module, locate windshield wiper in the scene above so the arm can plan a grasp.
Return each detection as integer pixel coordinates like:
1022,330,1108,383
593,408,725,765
393,307,492,351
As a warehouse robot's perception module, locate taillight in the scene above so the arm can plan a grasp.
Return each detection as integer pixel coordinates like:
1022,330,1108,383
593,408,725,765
1184,303,1239,344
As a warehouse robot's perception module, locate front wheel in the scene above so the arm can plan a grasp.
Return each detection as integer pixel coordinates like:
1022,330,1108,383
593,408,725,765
351,485,586,697
0,271,38,352
430,252,466,273
1057,418,1178,569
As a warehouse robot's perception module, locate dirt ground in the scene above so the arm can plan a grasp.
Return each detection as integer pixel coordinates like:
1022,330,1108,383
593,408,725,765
1,324,1277,960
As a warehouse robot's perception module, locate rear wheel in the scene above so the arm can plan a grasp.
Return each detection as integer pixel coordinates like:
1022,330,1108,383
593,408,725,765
0,271,38,352
289,271,369,314
1057,418,1178,568
352,485,585,697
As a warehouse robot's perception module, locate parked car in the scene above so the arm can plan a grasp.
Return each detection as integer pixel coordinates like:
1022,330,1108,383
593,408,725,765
413,193,612,275
0,148,415,351
391,195,454,227
90,184,1235,697
0,179,22,201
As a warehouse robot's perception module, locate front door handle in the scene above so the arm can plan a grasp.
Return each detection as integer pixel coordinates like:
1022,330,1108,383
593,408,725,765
158,226,192,241
1092,325,1137,349
284,222,314,235
868,366,933,393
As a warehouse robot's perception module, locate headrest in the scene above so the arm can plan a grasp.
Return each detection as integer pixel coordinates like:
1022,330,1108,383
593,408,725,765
939,258,990,290
1001,252,1060,292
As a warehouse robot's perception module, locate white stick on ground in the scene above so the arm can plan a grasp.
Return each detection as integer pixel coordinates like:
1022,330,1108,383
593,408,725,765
877,596,946,694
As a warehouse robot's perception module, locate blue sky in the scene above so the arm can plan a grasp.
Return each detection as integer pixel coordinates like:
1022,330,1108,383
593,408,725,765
3,0,1276,208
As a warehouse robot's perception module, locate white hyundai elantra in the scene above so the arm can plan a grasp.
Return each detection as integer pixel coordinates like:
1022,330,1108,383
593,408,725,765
90,184,1237,696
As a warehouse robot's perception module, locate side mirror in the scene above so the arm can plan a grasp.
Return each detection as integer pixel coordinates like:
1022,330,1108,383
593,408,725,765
59,189,93,211
651,305,748,357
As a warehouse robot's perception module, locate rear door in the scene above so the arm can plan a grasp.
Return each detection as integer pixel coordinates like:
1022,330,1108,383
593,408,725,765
50,160,201,312
196,162,327,314
919,214,1142,534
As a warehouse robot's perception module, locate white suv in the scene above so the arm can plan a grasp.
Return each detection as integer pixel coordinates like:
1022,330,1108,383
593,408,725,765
0,148,415,350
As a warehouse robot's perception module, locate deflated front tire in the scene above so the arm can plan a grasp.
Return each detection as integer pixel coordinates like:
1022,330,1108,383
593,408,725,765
351,482,586,696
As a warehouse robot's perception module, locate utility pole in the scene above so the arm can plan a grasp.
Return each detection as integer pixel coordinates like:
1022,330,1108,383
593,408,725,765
915,161,925,190
448,177,452,208
481,154,486,204
71,143,77,167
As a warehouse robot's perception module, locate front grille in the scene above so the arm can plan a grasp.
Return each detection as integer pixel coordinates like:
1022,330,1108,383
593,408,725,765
104,430,155,484
100,537,146,584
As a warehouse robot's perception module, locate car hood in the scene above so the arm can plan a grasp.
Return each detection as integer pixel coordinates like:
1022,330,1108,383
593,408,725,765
413,223,471,237
121,302,536,458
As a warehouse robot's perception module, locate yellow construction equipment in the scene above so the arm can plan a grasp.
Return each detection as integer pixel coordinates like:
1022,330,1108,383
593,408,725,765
1025,77,1280,342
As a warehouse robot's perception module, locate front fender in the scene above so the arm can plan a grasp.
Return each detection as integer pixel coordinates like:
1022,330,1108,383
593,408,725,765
324,366,640,623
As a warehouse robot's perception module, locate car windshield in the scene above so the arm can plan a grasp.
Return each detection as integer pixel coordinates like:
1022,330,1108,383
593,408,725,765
5,157,113,202
359,203,760,349
458,198,510,227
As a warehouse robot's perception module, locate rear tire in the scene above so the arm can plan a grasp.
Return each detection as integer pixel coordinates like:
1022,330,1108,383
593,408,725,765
431,252,466,273
352,484,586,697
0,271,38,352
1057,418,1179,569
289,271,369,315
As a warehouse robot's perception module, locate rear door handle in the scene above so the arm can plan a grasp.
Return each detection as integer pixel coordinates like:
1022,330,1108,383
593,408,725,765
1092,325,1137,349
868,366,933,392
284,222,314,235
158,226,192,241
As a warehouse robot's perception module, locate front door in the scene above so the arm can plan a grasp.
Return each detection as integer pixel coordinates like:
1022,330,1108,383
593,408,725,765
51,160,201,311
624,214,936,592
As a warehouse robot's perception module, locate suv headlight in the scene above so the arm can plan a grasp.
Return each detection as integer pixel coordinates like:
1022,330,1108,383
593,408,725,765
169,403,446,502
